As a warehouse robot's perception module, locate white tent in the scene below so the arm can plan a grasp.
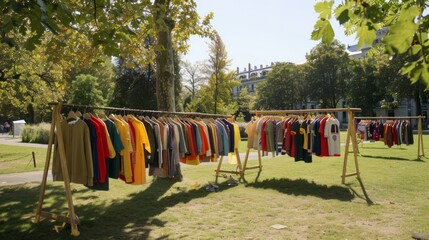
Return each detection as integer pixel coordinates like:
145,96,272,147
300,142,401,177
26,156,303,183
12,119,26,137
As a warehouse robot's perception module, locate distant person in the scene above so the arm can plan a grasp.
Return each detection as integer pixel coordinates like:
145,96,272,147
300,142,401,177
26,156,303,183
0,124,3,133
4,122,10,133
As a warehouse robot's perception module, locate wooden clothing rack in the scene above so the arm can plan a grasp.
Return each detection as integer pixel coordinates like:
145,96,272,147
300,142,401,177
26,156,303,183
354,116,425,160
249,108,362,184
34,102,232,236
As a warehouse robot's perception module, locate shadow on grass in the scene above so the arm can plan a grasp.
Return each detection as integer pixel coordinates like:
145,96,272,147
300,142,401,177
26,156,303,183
358,146,408,150
0,183,69,240
360,154,424,162
246,177,354,201
0,179,226,240
345,177,374,206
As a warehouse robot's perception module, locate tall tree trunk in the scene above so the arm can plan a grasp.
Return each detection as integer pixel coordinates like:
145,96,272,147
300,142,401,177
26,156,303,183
214,73,218,114
27,102,34,124
153,0,175,112
414,85,422,115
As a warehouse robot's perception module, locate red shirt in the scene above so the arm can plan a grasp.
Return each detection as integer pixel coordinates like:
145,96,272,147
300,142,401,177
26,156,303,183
89,117,109,183
318,117,329,157
261,120,268,152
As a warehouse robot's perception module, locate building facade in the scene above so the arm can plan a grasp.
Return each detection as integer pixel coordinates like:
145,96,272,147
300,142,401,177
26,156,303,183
233,63,272,97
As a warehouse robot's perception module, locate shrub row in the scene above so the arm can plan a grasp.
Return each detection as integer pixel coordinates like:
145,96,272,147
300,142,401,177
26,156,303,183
21,123,51,144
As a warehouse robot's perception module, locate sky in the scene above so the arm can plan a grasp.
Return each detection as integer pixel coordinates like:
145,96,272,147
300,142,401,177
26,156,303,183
182,0,357,72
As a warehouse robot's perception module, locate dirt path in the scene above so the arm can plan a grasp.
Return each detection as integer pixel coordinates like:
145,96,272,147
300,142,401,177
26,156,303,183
0,134,48,148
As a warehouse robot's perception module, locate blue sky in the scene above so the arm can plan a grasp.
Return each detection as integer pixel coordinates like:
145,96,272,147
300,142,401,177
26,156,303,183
182,0,357,71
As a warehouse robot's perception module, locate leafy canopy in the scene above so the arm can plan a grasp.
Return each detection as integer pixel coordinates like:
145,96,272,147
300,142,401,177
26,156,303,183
69,74,105,106
312,0,429,87
1,0,213,67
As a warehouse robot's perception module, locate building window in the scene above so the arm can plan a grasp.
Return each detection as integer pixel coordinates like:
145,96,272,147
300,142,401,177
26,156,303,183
251,84,254,92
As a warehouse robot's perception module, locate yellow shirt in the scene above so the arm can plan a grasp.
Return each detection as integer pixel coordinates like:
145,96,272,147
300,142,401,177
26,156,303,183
111,115,133,183
130,117,150,185
228,123,241,164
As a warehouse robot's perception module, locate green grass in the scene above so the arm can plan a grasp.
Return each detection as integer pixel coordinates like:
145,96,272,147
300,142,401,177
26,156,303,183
1,134,429,239
0,145,49,174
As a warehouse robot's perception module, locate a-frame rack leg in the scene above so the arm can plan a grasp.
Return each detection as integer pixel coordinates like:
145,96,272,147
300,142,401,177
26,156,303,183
34,103,80,236
34,105,57,224
341,110,361,184
215,148,243,183
417,116,425,160
241,148,262,176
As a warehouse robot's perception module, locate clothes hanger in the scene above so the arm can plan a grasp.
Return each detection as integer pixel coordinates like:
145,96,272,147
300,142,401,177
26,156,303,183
67,111,77,120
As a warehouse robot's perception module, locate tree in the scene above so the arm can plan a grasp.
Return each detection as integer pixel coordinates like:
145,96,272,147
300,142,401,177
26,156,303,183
110,58,157,110
237,87,255,112
181,60,205,99
69,74,105,106
312,0,429,87
379,53,429,115
205,33,238,114
0,41,65,123
1,0,213,111
187,33,239,114
173,50,183,112
306,40,350,108
110,51,182,111
254,62,307,110
346,55,388,116
67,56,115,104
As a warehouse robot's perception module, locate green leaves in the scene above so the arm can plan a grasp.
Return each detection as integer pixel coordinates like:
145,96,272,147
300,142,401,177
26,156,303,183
356,21,376,49
401,60,429,87
313,0,429,89
312,1,335,44
311,20,335,44
335,2,351,25
383,18,419,54
314,1,333,20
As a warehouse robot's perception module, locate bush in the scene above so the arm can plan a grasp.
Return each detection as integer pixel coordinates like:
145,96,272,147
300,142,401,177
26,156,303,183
21,123,51,144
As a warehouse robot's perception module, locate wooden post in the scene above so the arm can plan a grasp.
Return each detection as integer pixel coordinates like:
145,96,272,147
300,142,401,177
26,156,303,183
342,111,352,184
342,109,360,184
235,148,244,179
32,151,36,168
53,103,80,236
34,103,80,236
257,150,262,170
417,116,425,159
215,156,224,183
350,111,360,179
34,105,57,224
242,148,250,174
421,119,425,158
241,148,263,176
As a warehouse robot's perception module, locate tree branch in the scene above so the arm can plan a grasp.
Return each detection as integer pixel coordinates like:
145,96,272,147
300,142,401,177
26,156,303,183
93,0,98,28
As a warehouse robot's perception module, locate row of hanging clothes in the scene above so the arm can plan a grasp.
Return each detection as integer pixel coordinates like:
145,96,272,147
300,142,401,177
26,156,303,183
355,119,414,147
245,114,341,163
52,109,240,190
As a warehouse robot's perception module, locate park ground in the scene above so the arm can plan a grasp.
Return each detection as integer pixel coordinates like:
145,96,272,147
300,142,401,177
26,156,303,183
0,133,429,239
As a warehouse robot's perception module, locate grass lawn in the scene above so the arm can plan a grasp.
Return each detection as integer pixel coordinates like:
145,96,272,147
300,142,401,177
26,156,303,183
0,145,49,174
1,134,429,239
